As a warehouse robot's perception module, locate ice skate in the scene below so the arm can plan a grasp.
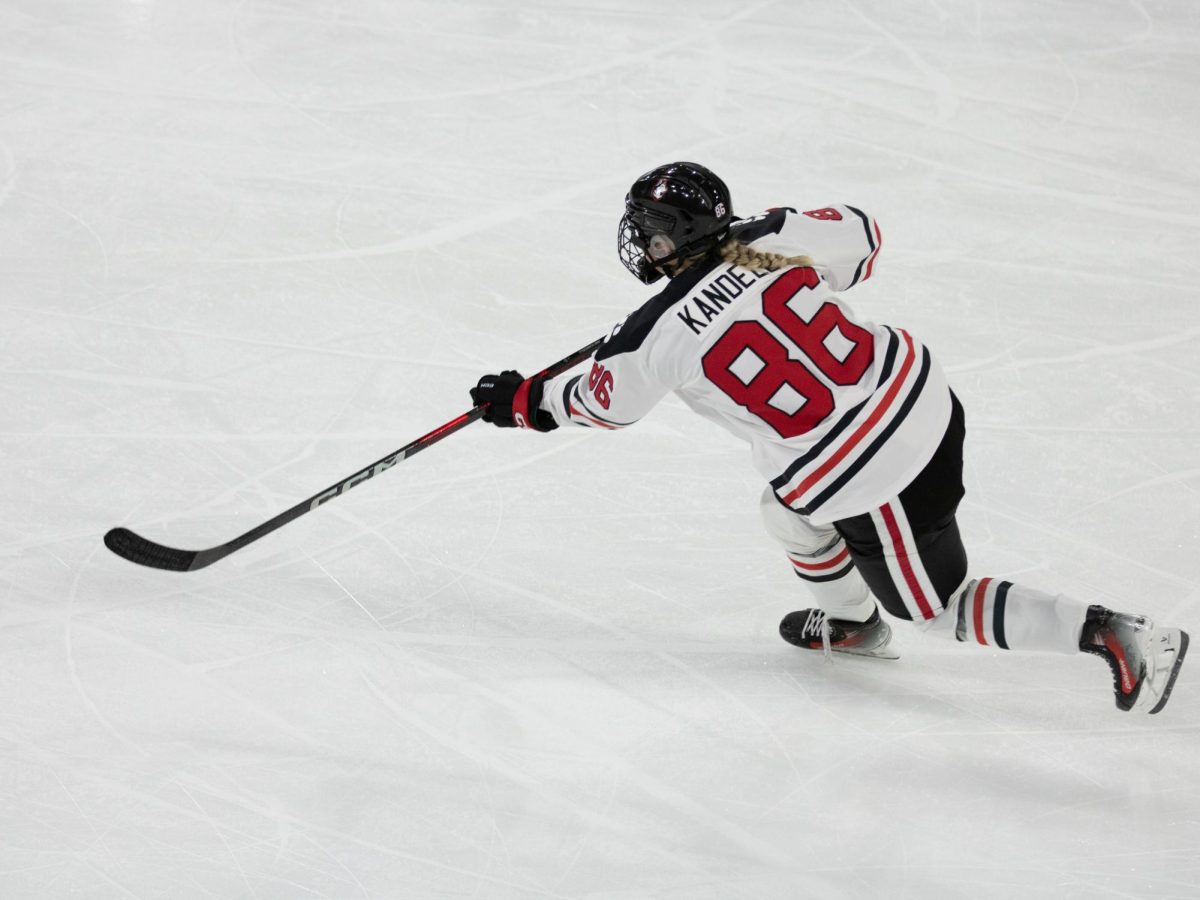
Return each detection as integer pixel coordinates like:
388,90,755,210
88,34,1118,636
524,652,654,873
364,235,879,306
1079,605,1190,714
779,607,899,659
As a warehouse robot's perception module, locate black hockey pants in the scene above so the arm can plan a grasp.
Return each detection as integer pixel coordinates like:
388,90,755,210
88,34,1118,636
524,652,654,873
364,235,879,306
833,393,968,622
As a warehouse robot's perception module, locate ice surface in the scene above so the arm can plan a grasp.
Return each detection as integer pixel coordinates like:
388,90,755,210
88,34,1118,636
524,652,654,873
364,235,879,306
2,1,1199,897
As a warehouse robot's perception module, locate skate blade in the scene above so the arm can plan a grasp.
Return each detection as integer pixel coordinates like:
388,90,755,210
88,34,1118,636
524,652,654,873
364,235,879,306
831,645,900,660
1148,628,1189,715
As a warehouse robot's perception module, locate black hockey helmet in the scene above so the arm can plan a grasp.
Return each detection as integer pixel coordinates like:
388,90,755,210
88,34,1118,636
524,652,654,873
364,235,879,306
617,162,733,284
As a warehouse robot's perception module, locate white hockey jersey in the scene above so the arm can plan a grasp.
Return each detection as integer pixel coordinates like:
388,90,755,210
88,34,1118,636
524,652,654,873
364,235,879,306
540,206,952,525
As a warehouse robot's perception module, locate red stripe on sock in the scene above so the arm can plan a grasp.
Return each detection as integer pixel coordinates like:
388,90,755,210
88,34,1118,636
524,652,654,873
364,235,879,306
973,578,992,645
790,547,850,571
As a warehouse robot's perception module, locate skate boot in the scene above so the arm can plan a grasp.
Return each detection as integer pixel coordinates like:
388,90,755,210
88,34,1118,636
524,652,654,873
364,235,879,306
779,607,898,659
1079,605,1189,714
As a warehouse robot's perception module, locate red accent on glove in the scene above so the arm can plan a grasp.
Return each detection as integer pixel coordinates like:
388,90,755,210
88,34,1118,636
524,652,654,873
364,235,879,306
511,376,557,431
511,377,536,430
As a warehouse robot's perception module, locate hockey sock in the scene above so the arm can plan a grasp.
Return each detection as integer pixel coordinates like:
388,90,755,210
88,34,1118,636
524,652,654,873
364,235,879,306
759,486,877,622
785,538,877,623
917,577,1089,654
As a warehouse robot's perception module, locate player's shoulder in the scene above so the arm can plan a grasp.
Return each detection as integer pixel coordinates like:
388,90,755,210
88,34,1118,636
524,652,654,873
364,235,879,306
728,207,794,243
595,263,715,362
733,205,874,240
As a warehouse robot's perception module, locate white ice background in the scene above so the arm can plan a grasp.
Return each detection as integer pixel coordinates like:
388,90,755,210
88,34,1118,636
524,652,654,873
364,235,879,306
2,1,1199,897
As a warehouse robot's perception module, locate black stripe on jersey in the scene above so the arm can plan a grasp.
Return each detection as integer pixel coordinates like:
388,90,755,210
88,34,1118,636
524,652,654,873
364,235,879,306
993,581,1011,650
793,561,856,583
802,346,932,517
569,380,633,428
728,208,794,243
845,206,876,288
560,374,583,417
768,329,901,493
595,263,715,363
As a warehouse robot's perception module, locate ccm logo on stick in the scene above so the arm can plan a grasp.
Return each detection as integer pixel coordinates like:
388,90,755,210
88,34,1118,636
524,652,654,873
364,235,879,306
310,453,407,509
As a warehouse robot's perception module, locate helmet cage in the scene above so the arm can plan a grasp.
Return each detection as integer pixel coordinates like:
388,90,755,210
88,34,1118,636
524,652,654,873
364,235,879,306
618,207,678,284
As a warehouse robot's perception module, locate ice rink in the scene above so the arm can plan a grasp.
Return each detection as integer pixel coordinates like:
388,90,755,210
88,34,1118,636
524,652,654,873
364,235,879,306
3,1,1199,897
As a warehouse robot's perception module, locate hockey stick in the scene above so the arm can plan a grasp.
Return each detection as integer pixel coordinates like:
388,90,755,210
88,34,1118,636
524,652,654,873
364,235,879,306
104,337,604,572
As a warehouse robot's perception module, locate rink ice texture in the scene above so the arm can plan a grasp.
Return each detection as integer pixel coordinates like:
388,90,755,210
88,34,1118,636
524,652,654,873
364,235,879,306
1,1,1198,898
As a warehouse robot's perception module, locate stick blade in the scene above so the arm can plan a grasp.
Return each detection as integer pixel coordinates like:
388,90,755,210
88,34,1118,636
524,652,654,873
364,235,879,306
104,527,200,572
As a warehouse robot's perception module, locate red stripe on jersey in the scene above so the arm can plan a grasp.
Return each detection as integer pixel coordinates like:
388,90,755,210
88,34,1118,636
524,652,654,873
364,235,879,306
790,547,850,571
879,503,936,620
972,577,992,645
782,330,917,506
569,403,618,429
863,221,883,281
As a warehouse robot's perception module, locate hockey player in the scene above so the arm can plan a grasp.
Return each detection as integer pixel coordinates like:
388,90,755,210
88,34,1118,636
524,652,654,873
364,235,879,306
470,162,1189,714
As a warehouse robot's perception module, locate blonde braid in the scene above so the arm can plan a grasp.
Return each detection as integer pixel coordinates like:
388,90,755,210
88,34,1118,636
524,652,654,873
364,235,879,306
718,239,814,272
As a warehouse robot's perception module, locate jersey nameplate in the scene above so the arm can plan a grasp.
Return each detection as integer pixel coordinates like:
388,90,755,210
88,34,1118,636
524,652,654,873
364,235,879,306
676,264,774,336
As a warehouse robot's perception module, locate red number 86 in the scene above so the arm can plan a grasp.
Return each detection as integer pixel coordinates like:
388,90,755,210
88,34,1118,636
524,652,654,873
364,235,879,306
701,267,873,438
588,362,614,409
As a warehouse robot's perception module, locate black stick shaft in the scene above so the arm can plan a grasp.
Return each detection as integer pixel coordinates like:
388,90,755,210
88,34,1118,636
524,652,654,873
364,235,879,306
104,337,603,571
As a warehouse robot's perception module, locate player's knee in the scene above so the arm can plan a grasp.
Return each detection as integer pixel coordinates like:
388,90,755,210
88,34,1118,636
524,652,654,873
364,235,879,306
911,603,957,635
759,486,837,556
911,577,972,638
